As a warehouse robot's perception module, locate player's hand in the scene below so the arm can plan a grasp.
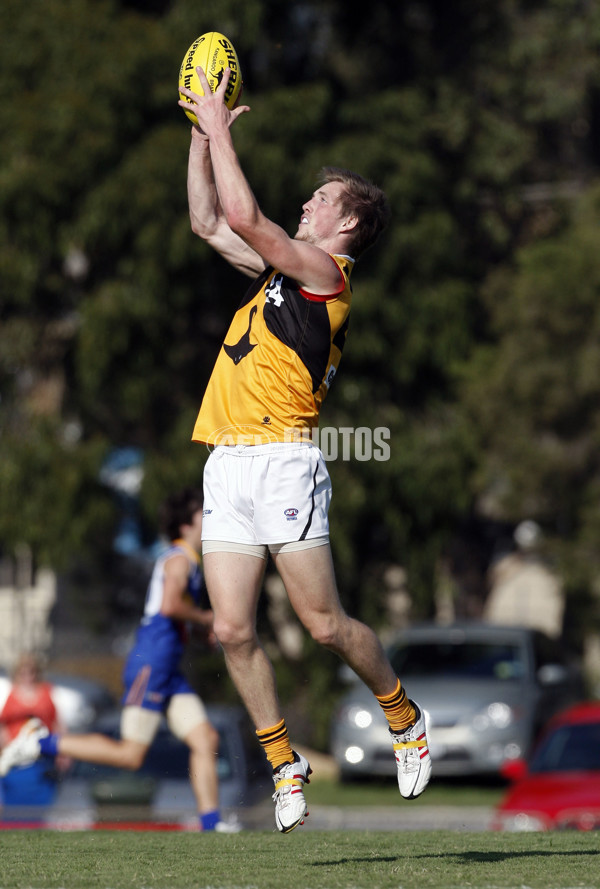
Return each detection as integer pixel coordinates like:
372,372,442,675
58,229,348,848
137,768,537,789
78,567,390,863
178,66,249,135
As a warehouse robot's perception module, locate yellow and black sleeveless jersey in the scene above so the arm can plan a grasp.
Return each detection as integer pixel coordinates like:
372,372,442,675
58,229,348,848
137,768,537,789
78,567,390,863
192,254,354,445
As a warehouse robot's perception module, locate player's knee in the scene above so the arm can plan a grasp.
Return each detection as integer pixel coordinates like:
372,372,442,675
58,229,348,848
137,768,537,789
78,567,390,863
206,723,220,755
212,616,255,649
125,750,146,771
306,615,342,650
119,744,147,771
187,722,219,757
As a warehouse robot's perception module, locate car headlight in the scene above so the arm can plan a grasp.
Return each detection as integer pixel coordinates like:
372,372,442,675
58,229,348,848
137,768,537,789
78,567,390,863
557,811,600,831
339,705,374,729
344,746,365,764
493,811,549,832
472,702,514,731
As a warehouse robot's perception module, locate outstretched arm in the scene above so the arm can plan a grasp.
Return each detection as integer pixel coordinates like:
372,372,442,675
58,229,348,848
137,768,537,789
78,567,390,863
187,127,266,278
180,69,343,294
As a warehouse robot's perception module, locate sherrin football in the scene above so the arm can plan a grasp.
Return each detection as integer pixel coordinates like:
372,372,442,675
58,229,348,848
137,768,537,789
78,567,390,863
178,31,242,124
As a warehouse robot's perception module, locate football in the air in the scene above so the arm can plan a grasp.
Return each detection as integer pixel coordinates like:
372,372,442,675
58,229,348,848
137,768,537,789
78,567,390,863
178,31,242,124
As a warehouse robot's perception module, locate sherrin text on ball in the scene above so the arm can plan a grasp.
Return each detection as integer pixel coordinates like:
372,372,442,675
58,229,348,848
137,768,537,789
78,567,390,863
178,31,242,124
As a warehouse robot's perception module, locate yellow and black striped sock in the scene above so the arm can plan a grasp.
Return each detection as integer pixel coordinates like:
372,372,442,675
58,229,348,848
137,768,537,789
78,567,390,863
256,718,295,772
375,678,416,732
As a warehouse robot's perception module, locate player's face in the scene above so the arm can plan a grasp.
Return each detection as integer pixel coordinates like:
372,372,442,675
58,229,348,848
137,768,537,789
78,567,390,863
295,182,348,244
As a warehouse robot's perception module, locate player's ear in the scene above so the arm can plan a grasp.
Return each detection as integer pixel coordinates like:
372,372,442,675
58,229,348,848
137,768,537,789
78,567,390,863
340,214,358,233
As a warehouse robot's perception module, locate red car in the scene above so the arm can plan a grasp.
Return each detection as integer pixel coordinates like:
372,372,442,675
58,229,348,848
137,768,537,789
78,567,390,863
492,701,600,831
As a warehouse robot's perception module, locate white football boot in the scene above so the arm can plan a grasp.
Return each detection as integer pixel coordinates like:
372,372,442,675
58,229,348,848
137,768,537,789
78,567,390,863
391,700,432,799
272,752,312,833
213,816,242,833
0,717,49,776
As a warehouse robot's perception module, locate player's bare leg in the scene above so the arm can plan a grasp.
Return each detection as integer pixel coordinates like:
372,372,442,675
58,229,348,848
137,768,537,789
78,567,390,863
272,544,398,695
186,720,220,814
58,734,148,770
273,543,432,799
202,551,282,729
203,549,311,831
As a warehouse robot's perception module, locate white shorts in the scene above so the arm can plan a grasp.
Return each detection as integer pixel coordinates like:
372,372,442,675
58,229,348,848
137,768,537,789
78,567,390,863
202,442,331,550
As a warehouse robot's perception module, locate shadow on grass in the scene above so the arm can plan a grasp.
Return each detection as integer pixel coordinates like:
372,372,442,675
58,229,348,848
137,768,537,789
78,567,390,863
312,849,600,867
419,849,600,862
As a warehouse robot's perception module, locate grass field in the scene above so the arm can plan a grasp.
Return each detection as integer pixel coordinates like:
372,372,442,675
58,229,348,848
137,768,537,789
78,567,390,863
0,829,598,889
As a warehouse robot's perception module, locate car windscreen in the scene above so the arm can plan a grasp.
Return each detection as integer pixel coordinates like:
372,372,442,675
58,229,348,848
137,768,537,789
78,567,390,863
530,722,600,773
389,641,526,680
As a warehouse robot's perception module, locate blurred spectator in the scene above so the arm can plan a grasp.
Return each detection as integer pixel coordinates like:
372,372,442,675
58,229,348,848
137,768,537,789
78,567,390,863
0,653,67,807
484,521,565,638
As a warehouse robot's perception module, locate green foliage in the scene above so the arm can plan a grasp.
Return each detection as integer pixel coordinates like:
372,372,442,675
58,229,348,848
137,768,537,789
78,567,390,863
460,183,600,630
0,420,114,567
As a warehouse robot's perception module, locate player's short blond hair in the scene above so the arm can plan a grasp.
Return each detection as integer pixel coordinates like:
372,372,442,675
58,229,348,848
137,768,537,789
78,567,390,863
318,166,390,258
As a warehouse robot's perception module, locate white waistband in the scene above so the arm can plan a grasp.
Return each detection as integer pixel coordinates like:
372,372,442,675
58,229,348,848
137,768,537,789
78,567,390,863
211,441,317,456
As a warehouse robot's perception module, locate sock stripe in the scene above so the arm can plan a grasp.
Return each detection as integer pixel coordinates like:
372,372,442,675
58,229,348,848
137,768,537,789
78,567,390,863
256,718,287,745
379,687,407,713
376,679,416,732
256,718,295,772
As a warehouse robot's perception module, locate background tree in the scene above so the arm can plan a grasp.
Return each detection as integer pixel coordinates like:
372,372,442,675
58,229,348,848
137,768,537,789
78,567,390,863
461,183,600,648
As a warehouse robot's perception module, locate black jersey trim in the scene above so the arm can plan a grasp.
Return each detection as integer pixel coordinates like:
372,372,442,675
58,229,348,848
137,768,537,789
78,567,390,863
299,461,320,540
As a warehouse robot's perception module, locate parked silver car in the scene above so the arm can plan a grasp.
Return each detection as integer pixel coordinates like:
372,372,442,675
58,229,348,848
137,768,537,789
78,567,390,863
330,622,585,780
